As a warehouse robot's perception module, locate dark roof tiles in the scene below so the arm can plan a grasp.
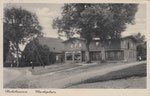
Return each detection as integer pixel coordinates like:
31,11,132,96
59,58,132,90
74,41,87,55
38,37,65,53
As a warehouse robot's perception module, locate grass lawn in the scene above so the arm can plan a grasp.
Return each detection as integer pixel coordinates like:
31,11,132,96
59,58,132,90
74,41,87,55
77,63,146,84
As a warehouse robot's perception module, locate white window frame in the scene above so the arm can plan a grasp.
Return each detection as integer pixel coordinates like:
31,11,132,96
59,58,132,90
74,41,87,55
96,42,99,46
75,43,78,48
71,44,73,48
79,43,82,47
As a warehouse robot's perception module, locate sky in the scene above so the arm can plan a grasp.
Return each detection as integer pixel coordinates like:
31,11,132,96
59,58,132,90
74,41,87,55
4,3,147,39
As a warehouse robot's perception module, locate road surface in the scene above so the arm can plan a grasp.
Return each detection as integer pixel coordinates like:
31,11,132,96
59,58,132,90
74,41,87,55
3,61,146,88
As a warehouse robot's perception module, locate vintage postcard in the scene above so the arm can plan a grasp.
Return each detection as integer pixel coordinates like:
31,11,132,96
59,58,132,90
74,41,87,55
0,0,150,96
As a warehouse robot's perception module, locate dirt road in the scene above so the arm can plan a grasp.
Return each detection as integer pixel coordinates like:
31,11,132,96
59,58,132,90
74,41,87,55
3,61,146,88
3,68,21,85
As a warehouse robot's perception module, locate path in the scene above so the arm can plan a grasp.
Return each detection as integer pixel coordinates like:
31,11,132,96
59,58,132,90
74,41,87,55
38,61,146,88
3,61,146,88
3,68,21,85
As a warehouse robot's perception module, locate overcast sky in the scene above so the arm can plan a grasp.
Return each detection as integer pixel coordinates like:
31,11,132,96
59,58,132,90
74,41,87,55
5,3,147,39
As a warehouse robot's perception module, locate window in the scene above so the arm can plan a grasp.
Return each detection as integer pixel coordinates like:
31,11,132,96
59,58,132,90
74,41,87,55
74,53,81,61
128,42,130,49
96,42,99,46
105,51,124,60
130,43,133,48
79,43,82,47
66,53,72,60
124,41,126,46
56,56,59,60
71,44,73,48
117,52,121,60
108,41,111,45
110,52,114,60
129,52,132,58
90,51,101,60
75,44,78,48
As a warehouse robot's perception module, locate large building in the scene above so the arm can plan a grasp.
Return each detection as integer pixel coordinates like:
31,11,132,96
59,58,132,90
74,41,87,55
63,36,139,63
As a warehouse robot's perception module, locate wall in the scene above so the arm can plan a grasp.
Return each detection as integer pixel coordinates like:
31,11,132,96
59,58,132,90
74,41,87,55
64,38,137,62
103,39,121,50
89,41,101,51
64,39,86,52
121,38,137,62
64,39,122,52
121,38,136,50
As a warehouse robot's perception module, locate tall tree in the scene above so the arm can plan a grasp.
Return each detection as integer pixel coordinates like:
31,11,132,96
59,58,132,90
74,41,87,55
53,4,138,62
4,23,10,63
133,33,146,60
4,7,42,67
22,38,56,67
90,4,138,61
134,32,145,42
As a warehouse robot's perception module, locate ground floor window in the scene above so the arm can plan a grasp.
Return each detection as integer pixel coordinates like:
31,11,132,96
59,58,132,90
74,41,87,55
66,53,72,60
105,50,124,60
90,51,101,61
74,53,81,61
129,51,136,59
66,52,82,62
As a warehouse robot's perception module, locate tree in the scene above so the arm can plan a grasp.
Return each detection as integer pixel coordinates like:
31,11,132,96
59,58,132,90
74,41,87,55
4,7,42,67
22,38,55,67
134,32,146,42
3,23,10,62
134,33,146,60
136,42,146,60
90,4,138,61
53,4,138,62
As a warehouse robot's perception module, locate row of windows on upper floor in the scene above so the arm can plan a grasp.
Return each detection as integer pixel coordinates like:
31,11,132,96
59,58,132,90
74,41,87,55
70,43,82,48
124,41,134,49
69,41,119,48
69,41,134,48
70,42,100,48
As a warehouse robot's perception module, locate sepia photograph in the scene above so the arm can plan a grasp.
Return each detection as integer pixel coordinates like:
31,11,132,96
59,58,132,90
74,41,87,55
3,3,147,89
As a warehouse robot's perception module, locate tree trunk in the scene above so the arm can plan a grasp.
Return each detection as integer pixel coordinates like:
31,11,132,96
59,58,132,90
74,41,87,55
101,41,106,62
86,42,91,63
16,44,20,67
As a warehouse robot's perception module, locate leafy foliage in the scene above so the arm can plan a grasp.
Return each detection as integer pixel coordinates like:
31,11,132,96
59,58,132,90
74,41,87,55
22,38,56,67
134,32,146,42
136,42,146,60
4,7,42,66
133,33,146,60
53,4,138,39
3,29,10,62
53,4,138,62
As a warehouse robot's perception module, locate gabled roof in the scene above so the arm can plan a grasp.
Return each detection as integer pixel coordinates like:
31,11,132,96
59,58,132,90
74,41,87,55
38,37,65,53
121,36,139,43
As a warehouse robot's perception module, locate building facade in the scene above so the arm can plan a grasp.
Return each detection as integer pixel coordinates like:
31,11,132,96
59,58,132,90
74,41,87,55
63,36,138,63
